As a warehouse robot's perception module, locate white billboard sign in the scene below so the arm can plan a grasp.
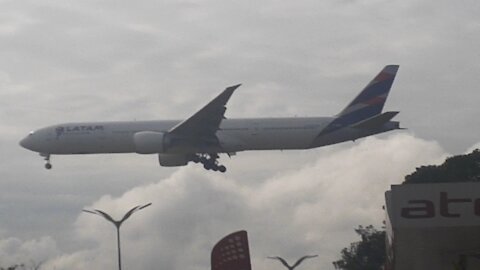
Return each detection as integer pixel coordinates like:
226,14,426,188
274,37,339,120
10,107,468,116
389,182,480,228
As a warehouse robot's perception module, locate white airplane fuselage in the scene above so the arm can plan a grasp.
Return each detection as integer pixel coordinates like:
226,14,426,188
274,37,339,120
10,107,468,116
21,118,325,154
21,117,398,154
20,65,401,172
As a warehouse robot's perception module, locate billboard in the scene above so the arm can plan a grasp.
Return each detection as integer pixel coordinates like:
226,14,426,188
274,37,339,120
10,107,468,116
388,182,480,228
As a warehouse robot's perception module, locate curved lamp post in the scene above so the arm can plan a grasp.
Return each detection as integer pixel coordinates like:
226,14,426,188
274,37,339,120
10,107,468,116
83,203,152,270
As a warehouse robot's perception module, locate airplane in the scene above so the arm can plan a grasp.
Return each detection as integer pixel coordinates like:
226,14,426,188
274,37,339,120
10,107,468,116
20,65,401,173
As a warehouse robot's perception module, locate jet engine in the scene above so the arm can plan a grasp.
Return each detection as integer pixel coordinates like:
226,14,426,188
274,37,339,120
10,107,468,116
133,131,170,154
158,153,189,167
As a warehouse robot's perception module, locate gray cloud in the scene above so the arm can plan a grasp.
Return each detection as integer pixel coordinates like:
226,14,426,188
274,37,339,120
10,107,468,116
2,0,478,146
0,236,58,267
0,0,479,269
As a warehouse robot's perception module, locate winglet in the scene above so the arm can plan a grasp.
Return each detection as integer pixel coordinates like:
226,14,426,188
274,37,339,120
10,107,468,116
202,84,241,112
169,84,241,137
216,84,241,108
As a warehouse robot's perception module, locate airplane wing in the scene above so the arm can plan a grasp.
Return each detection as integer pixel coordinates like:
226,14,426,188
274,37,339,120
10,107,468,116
169,84,241,138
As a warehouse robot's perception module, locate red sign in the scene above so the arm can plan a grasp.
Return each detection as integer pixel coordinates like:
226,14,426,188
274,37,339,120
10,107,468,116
211,231,251,270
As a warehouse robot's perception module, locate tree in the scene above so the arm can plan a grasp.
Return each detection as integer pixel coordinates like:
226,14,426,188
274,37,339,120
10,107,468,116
0,261,42,270
404,149,480,184
332,225,385,270
0,265,24,270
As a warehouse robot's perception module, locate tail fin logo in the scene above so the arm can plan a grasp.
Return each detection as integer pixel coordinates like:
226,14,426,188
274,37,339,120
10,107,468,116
321,65,399,134
341,65,399,116
363,96,387,106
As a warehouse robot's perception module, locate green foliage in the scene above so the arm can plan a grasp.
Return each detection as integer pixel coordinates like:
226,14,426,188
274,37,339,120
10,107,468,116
332,225,386,270
0,262,42,270
0,265,24,270
404,149,480,184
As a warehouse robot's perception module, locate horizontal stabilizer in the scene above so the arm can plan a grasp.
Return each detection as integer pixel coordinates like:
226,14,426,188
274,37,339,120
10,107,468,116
352,111,399,130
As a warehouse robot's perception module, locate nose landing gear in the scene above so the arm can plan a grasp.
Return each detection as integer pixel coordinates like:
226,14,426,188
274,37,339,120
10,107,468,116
40,153,52,170
191,153,227,173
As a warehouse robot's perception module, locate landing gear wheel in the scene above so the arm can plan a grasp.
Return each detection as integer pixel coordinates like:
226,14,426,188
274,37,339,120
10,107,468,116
197,153,227,173
41,153,52,170
191,155,201,163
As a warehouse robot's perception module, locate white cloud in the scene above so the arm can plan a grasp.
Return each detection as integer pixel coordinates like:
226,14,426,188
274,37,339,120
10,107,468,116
0,236,58,268
41,133,448,270
467,143,480,154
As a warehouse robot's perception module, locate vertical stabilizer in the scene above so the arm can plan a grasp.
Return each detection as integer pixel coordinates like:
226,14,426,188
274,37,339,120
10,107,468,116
319,65,399,135
338,65,399,122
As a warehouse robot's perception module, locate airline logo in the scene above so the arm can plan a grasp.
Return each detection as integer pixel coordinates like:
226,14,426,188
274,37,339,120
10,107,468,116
320,65,399,134
340,65,398,118
55,125,104,139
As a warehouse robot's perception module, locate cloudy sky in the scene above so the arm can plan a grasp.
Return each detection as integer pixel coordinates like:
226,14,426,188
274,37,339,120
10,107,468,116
1,0,479,269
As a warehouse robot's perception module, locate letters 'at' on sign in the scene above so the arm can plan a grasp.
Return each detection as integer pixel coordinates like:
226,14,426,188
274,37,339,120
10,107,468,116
401,192,480,219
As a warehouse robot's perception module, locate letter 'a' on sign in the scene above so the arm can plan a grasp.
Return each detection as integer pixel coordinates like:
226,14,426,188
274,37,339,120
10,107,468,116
401,200,435,219
211,230,251,270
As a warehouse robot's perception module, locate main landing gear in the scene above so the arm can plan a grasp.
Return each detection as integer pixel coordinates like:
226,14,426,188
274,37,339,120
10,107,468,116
40,153,52,170
191,153,227,173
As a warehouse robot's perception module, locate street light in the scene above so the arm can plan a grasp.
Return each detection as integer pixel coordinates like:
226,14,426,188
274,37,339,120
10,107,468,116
83,203,152,270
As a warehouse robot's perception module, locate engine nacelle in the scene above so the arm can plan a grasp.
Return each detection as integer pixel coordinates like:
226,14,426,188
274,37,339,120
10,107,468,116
133,131,169,154
158,153,189,167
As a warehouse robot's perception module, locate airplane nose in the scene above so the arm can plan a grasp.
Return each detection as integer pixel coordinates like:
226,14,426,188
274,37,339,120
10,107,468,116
19,136,32,150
